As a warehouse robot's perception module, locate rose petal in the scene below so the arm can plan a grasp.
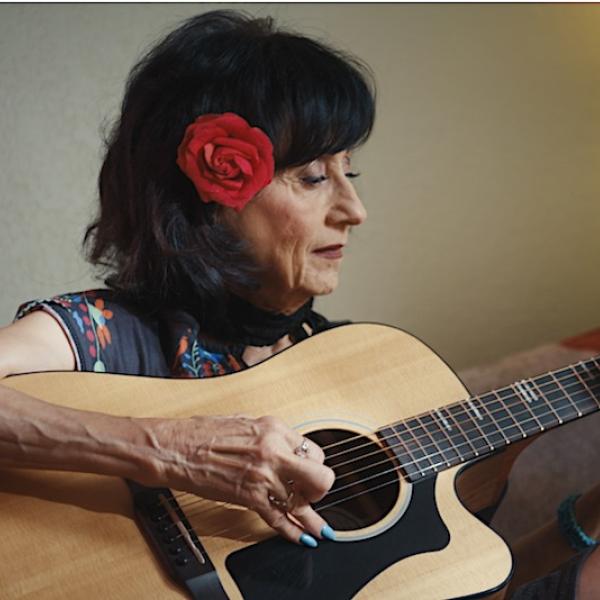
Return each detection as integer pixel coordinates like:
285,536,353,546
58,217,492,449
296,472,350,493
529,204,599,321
212,137,259,161
214,165,240,179
203,143,215,164
233,155,253,176
218,178,243,190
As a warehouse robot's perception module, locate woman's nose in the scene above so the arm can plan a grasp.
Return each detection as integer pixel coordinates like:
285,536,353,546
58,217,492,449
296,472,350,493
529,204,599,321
329,177,367,226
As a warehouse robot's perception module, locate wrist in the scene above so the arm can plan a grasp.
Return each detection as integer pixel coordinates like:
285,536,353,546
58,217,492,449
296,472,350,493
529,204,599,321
52,411,162,484
126,416,208,490
577,487,600,541
558,493,600,552
86,415,176,487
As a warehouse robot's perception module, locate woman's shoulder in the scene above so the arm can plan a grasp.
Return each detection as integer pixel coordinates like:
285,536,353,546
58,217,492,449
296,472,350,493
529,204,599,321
13,289,244,379
14,289,169,375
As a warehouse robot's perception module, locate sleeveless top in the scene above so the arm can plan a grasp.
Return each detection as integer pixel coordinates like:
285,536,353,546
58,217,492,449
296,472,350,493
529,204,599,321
15,289,338,378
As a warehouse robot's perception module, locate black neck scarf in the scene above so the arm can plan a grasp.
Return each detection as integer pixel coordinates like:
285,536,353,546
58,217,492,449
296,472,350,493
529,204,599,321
194,294,315,354
225,294,314,347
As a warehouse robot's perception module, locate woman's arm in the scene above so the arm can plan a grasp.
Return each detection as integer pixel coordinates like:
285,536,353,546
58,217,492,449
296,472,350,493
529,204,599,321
0,313,334,546
0,310,76,378
507,482,600,597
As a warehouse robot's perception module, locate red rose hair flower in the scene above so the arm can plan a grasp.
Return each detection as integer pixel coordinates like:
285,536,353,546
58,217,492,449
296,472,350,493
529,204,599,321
176,112,275,211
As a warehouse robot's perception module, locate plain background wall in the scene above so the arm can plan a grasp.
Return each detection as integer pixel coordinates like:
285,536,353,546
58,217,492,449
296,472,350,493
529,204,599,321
1,3,599,371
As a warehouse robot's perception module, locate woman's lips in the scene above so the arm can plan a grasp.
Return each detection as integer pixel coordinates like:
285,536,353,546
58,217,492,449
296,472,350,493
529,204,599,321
313,244,344,259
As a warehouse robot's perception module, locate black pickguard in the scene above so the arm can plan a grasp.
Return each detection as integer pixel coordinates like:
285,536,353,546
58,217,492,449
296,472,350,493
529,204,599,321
225,477,448,599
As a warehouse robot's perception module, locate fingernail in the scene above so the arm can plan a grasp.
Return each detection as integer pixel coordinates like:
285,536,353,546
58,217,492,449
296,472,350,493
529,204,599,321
299,533,318,548
321,524,336,541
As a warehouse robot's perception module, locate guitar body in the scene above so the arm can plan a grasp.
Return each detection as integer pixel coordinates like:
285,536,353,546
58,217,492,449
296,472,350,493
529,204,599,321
0,324,513,599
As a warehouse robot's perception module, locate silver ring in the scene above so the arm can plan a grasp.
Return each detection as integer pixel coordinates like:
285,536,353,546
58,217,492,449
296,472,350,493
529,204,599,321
294,438,310,458
268,490,293,511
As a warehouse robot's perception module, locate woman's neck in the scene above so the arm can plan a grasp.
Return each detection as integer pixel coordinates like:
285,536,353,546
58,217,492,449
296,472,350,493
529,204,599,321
241,334,294,367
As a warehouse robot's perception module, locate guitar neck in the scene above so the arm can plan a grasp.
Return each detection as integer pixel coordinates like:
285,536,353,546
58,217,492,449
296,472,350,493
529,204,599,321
381,356,600,483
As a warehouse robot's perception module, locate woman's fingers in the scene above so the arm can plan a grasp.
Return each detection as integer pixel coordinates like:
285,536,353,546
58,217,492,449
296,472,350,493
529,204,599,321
287,494,334,541
256,505,319,547
290,435,325,463
281,453,335,503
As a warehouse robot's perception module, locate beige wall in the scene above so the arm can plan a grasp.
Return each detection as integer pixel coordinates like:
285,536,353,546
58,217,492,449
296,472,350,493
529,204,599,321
1,4,599,370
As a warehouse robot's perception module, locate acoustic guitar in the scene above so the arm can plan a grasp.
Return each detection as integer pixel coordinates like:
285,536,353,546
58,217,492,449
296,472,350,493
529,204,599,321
1,323,598,599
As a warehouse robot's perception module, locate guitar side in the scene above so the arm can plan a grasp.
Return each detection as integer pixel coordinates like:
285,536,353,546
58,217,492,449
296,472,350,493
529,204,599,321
0,323,512,599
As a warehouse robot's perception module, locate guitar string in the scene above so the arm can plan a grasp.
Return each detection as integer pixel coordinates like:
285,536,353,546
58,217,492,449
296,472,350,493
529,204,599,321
172,371,595,544
173,376,599,545
166,394,600,543
179,373,600,519
168,359,599,512
167,360,600,519
156,366,600,541
316,356,599,459
170,355,599,512
319,362,600,479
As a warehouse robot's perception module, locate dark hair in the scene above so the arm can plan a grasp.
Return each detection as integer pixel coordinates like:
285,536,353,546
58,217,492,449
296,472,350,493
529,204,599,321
85,10,376,320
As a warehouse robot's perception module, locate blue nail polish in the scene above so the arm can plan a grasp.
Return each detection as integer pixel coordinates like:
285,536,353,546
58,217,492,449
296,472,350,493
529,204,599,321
321,524,336,541
299,533,318,548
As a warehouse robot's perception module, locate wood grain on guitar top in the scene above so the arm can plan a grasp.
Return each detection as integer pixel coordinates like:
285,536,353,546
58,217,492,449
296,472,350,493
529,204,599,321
0,324,513,599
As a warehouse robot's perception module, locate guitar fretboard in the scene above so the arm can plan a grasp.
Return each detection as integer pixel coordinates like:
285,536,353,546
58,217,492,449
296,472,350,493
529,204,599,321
380,356,600,483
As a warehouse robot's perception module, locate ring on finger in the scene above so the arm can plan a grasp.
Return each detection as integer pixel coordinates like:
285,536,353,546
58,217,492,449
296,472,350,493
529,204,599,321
268,488,294,511
294,438,310,458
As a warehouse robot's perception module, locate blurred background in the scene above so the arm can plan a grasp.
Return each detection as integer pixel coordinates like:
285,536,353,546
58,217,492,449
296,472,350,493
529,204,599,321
1,3,599,370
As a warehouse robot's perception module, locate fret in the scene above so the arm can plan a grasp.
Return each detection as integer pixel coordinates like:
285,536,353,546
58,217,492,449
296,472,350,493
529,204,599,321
438,406,479,461
391,422,433,477
380,425,420,480
526,377,564,427
509,383,545,432
382,356,600,483
462,398,496,451
496,388,539,437
471,394,510,448
572,361,596,402
405,418,446,474
577,359,600,408
549,371,582,417
587,356,600,377
555,367,599,416
416,413,458,466
446,403,493,454
492,390,531,438
588,358,600,405
432,408,464,460
533,374,578,422
469,396,508,448
479,392,525,442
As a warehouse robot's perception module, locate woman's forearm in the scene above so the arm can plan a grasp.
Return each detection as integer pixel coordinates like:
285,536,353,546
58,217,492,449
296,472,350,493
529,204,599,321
0,382,335,545
0,383,160,483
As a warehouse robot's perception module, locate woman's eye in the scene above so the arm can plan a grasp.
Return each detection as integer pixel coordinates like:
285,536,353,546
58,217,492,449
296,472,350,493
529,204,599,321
301,175,328,185
300,171,360,186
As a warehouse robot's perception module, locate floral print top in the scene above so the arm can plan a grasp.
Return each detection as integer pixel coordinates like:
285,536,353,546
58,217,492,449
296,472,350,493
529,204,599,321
14,289,334,378
15,290,246,377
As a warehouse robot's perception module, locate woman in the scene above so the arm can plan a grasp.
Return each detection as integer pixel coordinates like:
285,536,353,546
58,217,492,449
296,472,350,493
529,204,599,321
0,9,597,597
0,10,374,550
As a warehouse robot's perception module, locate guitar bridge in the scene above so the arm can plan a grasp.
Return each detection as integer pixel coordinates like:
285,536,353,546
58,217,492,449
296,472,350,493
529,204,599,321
126,480,228,599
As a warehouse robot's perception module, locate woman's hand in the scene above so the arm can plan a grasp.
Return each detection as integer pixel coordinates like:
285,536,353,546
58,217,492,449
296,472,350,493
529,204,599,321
139,414,336,546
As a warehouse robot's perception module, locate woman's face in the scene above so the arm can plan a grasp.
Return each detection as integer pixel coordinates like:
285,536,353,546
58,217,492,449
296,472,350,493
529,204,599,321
222,151,367,314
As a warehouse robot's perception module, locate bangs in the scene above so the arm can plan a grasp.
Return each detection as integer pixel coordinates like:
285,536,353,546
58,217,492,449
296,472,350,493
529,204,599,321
188,26,376,171
260,35,376,169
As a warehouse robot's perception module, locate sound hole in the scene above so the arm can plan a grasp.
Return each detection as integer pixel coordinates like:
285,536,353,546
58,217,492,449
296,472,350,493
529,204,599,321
306,429,400,531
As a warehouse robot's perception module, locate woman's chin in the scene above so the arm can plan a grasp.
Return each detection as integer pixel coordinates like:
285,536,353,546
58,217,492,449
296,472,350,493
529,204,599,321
308,274,340,297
